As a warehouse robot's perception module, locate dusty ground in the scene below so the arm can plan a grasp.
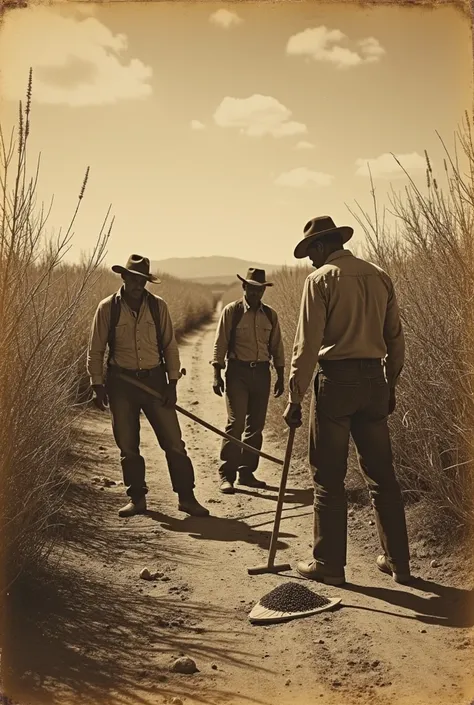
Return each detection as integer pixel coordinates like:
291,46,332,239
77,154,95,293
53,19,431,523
4,312,474,705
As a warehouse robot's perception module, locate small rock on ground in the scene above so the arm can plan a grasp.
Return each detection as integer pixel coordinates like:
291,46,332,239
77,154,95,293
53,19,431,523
170,657,198,674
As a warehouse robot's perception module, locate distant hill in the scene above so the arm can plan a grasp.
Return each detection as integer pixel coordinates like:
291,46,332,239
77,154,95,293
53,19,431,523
184,274,239,286
151,256,281,285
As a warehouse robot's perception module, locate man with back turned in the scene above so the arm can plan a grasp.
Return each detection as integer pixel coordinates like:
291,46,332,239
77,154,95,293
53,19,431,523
284,216,411,586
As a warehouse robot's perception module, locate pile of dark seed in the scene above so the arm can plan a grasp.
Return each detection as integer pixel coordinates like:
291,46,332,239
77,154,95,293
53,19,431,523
259,582,331,613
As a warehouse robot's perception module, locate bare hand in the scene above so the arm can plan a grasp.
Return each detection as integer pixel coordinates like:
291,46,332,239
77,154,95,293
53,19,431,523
283,402,302,428
163,382,177,408
92,385,108,411
274,378,284,398
213,375,225,397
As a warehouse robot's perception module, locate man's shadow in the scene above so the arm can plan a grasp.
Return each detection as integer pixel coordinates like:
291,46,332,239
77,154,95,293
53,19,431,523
344,577,474,628
235,485,313,507
146,510,296,550
232,486,314,526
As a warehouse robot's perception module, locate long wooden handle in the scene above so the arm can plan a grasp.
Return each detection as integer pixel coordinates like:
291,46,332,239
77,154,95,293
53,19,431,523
115,372,284,466
266,426,296,567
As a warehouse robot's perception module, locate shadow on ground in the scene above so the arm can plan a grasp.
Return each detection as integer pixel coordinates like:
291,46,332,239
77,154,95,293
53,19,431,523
344,578,474,628
0,476,274,705
146,510,296,550
235,486,313,507
1,537,272,705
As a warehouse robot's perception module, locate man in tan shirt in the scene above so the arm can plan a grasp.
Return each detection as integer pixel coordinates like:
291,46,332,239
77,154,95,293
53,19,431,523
87,254,209,518
212,268,285,494
284,216,410,586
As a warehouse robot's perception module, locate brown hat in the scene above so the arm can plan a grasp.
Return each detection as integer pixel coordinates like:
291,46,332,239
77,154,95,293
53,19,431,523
111,254,161,283
294,216,353,259
237,268,273,287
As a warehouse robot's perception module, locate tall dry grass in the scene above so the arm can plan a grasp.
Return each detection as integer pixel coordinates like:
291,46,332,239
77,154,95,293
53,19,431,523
350,115,474,531
0,75,216,609
264,115,474,533
0,74,113,604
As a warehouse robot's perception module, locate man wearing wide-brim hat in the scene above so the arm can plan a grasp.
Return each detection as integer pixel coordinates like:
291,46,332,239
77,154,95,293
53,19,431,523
284,216,411,586
211,267,285,494
87,254,209,518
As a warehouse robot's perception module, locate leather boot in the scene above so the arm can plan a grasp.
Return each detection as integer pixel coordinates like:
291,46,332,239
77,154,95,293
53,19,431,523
376,555,411,584
296,559,346,586
178,491,210,517
219,480,235,494
118,496,147,517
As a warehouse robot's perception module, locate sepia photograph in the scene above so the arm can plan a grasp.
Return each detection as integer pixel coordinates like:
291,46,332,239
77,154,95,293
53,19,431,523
0,0,473,704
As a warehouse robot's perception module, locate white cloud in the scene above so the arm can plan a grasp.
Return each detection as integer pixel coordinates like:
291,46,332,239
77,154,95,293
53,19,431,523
355,152,426,178
358,37,386,62
190,120,206,130
0,6,152,106
275,167,334,188
286,26,385,69
213,94,307,138
296,141,316,150
209,9,243,29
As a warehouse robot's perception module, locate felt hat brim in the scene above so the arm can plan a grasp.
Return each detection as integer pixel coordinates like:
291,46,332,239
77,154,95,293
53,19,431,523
111,265,161,283
237,274,273,287
294,226,353,259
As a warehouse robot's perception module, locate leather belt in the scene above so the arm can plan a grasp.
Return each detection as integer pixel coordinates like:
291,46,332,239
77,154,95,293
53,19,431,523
319,358,382,367
109,365,161,379
228,359,270,368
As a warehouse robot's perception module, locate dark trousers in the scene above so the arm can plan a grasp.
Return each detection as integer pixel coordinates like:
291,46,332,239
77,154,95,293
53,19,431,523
310,359,410,569
219,361,271,483
105,366,195,501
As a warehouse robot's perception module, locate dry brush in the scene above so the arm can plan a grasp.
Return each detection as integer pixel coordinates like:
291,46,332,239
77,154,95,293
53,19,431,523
262,115,474,534
0,75,216,610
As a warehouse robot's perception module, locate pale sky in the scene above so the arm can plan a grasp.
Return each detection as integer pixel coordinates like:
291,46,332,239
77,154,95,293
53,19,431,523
0,1,472,267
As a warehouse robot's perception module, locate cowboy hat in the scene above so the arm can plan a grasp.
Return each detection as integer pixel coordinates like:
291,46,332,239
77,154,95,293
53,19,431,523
237,268,273,287
294,216,353,259
111,254,161,283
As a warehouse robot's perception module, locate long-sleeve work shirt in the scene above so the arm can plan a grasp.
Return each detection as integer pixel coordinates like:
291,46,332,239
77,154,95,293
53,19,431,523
212,298,285,369
86,288,181,386
288,250,405,404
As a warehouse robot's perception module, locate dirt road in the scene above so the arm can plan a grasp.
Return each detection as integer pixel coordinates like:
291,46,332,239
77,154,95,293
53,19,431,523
12,311,474,705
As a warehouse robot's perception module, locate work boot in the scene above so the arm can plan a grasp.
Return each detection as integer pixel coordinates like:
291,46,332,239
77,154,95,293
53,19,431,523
178,491,210,517
376,555,412,584
219,480,235,494
237,473,267,489
118,496,147,517
296,560,345,586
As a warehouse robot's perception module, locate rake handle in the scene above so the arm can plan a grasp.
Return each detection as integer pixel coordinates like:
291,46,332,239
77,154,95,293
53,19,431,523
114,372,284,466
265,425,296,568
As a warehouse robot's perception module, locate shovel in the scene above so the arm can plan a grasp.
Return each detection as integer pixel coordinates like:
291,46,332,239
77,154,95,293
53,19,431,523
247,425,296,575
